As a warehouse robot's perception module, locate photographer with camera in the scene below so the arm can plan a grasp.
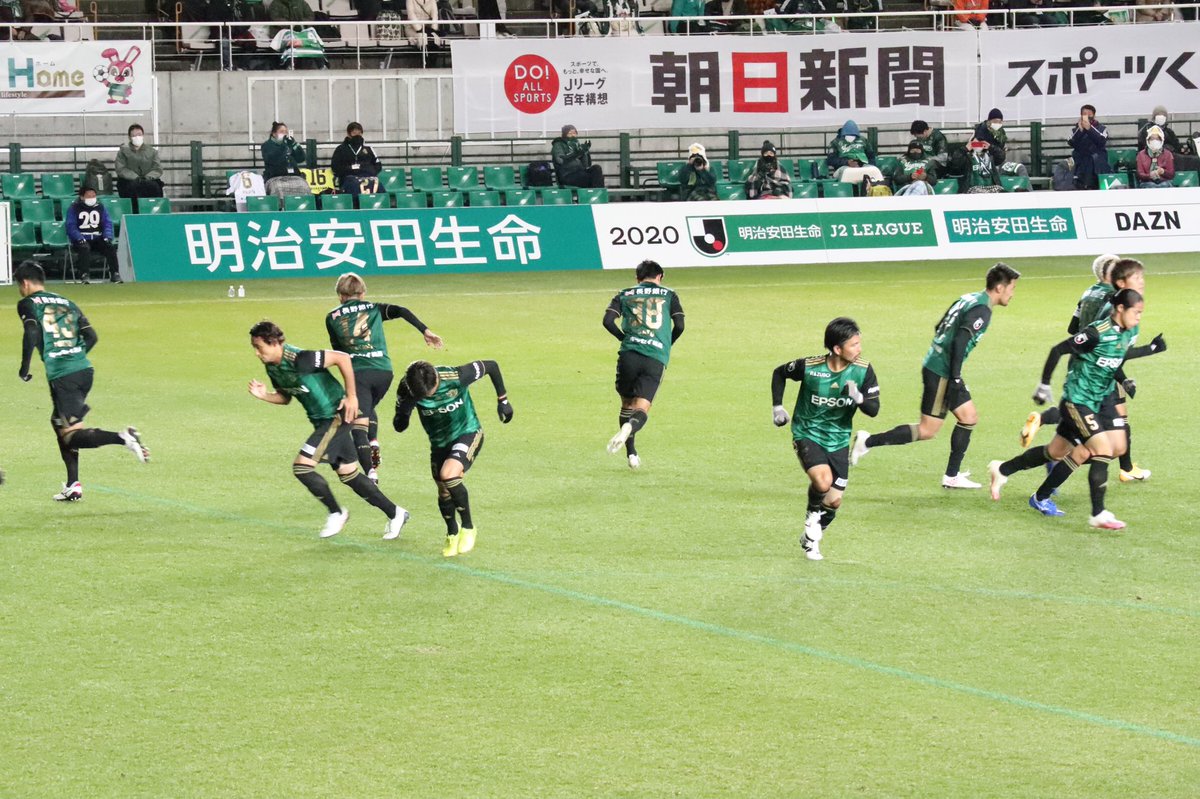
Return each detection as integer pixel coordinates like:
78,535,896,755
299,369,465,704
679,142,718,202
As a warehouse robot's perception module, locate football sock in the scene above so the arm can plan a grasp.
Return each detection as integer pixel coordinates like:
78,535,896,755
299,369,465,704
293,464,341,513
445,477,473,529
56,437,79,485
866,424,917,448
64,428,122,449
1040,406,1061,425
352,423,372,474
341,470,398,518
819,502,838,530
1088,457,1112,516
1119,423,1133,472
628,410,648,435
1000,445,1049,476
946,422,974,477
1036,456,1080,501
367,414,379,445
438,491,459,535
807,485,824,514
619,409,637,455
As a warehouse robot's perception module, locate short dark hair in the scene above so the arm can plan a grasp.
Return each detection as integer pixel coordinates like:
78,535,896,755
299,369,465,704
986,262,1021,290
403,360,439,398
249,320,285,344
128,124,144,136
13,260,45,286
1081,104,1096,115
910,120,929,135
824,317,861,353
270,121,286,136
635,259,663,281
1109,258,1144,286
1111,287,1143,309
78,185,97,197
347,122,363,135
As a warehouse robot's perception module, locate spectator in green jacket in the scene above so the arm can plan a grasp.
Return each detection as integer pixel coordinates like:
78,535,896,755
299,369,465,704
262,121,311,198
270,0,313,23
910,119,949,170
551,124,604,188
893,139,937,196
114,123,164,204
679,142,718,201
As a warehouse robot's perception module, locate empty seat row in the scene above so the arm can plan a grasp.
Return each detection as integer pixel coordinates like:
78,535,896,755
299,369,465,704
7,196,168,227
247,187,608,212
2,172,85,202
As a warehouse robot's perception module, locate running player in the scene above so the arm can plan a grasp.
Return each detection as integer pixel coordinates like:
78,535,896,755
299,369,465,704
603,260,685,468
989,288,1154,528
15,261,148,501
851,263,1020,488
326,273,443,483
249,320,409,540
393,358,513,557
771,318,880,561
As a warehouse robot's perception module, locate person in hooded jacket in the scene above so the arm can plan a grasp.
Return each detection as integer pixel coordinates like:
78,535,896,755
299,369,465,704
746,140,792,199
1136,125,1175,188
825,120,875,176
330,122,382,195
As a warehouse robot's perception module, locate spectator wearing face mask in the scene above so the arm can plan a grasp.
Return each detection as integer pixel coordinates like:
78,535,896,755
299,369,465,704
910,120,949,169
1068,103,1110,190
1136,126,1175,188
65,186,122,284
262,121,311,199
331,121,382,195
115,123,164,204
893,139,937,196
825,120,876,176
1137,106,1180,152
746,140,792,200
971,108,1030,179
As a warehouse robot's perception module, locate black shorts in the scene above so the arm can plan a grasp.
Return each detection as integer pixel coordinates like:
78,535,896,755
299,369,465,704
1056,400,1105,445
615,350,665,402
430,430,484,479
353,368,394,420
299,417,358,468
48,367,93,429
920,367,971,419
794,438,850,491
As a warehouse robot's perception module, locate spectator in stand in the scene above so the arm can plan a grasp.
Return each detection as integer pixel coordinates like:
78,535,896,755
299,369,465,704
679,142,718,201
1139,106,1200,173
404,0,444,50
115,124,164,207
262,121,311,198
269,0,313,26
746,140,792,199
669,0,708,32
552,124,605,188
963,139,1002,192
1135,0,1180,21
825,119,875,176
1068,103,1110,190
704,0,750,30
910,119,948,170
764,0,841,32
65,187,122,284
1009,0,1068,26
953,0,988,28
972,108,1030,179
330,122,382,195
893,139,937,196
1136,126,1175,188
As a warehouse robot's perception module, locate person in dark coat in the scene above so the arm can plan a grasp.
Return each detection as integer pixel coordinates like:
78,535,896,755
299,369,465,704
330,121,382,195
1068,103,1110,190
551,124,604,188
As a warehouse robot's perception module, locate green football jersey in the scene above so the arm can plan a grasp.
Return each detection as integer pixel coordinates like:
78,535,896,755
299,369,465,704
18,290,92,381
265,344,346,423
1073,281,1114,329
922,291,991,378
326,300,391,372
415,365,481,449
1064,320,1137,409
787,355,877,451
611,283,682,366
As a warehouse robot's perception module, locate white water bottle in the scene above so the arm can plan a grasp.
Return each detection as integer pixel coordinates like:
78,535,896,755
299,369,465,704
228,285,235,298
237,285,245,298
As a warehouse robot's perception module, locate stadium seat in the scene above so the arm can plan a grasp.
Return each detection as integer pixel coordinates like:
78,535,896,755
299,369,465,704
244,196,279,212
410,167,444,192
139,197,172,214
875,156,898,176
429,190,463,207
999,174,1031,192
104,197,132,233
706,160,726,181
9,220,39,258
320,194,355,211
20,198,57,223
1172,170,1199,187
933,179,959,195
283,195,317,212
1,172,36,200
41,172,77,202
727,159,757,182
540,188,574,205
467,189,500,207
776,158,794,177
716,183,745,201
446,166,479,191
822,182,854,198
1107,148,1137,172
792,158,817,181
483,165,520,191
1100,173,1130,190
656,161,685,188
377,167,407,195
505,189,536,206
358,193,392,210
576,188,609,204
793,182,819,199
39,221,74,280
393,191,427,209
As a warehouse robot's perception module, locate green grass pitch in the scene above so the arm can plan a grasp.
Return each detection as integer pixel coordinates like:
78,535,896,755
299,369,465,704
1,254,1198,797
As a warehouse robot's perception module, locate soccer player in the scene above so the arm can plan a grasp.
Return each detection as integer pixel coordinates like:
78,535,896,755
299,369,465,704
603,260,685,468
771,317,880,561
851,262,1021,488
989,289,1154,529
15,261,148,501
248,320,409,540
393,359,513,557
325,273,443,484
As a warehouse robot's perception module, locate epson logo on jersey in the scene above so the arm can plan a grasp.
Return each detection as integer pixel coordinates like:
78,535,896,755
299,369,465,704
811,395,856,408
1096,356,1123,369
422,397,465,416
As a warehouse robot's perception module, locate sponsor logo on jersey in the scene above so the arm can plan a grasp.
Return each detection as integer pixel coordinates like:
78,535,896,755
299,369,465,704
811,395,856,408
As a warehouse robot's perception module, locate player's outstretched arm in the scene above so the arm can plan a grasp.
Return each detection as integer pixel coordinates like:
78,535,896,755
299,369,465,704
602,307,624,342
456,360,512,422
380,304,443,348
324,350,359,423
248,379,290,405
670,295,685,343
392,382,415,433
854,365,881,418
19,318,38,381
1125,333,1166,360
770,361,804,426
1033,339,1073,403
79,318,98,353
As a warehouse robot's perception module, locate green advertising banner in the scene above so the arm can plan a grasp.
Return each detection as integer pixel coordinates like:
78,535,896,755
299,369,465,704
704,210,938,254
125,206,604,282
943,208,1076,242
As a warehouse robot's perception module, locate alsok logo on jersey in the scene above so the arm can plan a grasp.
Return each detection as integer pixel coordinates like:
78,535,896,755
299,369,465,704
687,217,728,257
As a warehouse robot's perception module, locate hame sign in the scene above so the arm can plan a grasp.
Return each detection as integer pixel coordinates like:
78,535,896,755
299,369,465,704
1,41,153,114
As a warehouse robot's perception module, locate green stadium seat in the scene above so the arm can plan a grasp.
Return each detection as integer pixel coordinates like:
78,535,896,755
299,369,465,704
410,167,444,192
467,189,501,207
446,166,479,191
776,158,794,177
20,198,57,223
716,182,745,201
792,158,817,181
244,196,279,212
822,182,854,198
505,189,536,206
2,173,37,200
656,161,685,188
576,188,608,204
933,179,959,195
139,197,171,214
1172,170,1198,187
320,194,355,211
283,194,317,212
39,221,75,281
41,172,77,201
706,160,726,181
393,191,427,209
429,190,463,208
727,159,757,183
377,167,407,195
104,197,133,233
1107,148,1137,171
1100,173,1130,190
9,220,39,257
358,193,391,210
999,174,1031,192
875,156,898,176
540,188,574,205
483,165,520,191
793,182,819,199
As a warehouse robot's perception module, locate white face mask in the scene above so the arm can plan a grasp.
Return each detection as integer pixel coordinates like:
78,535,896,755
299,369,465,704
843,134,857,143
1148,138,1163,152
1154,114,1166,126
990,122,1002,131
83,197,98,207
130,135,144,147
275,133,287,142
